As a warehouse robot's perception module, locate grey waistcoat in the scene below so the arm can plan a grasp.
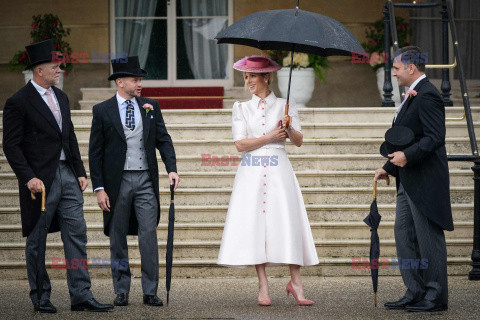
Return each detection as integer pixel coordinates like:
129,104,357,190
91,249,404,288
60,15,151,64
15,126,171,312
123,117,148,170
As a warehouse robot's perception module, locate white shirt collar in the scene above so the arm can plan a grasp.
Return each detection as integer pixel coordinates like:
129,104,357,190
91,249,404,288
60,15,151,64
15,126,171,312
252,91,277,107
30,79,50,95
116,92,137,106
408,74,426,92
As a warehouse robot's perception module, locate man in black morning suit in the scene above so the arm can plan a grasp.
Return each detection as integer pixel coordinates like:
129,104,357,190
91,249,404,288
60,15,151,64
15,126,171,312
375,46,453,312
2,39,113,313
89,56,180,307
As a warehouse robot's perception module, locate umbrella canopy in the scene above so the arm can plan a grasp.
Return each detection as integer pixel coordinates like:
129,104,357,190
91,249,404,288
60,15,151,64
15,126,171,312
363,178,389,307
165,180,176,306
363,196,381,307
215,2,365,124
215,8,365,56
31,188,47,304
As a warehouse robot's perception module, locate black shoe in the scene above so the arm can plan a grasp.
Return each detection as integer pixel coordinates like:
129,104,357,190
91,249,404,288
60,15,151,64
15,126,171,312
143,295,163,306
114,293,129,306
384,296,417,310
406,299,448,312
71,298,114,312
34,300,57,313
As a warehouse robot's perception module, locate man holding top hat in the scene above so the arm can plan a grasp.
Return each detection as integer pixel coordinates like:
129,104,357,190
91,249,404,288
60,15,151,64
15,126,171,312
2,39,113,313
89,56,179,307
375,46,453,312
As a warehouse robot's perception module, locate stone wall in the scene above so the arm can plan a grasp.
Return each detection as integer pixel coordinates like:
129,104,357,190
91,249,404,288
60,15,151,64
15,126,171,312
0,0,408,108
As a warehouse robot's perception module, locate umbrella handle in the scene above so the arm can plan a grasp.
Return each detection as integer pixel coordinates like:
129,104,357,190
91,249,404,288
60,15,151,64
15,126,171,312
284,104,290,128
30,186,46,211
373,175,391,199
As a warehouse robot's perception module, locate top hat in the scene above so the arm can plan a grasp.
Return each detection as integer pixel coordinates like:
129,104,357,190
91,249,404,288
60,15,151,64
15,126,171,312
233,55,281,73
380,126,415,158
108,56,148,81
25,39,61,70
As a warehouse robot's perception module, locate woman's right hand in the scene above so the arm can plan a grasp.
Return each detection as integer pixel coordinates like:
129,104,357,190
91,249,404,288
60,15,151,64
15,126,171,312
266,127,288,143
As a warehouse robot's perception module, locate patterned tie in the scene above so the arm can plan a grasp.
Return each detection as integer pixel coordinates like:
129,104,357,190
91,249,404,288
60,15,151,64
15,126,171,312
125,100,135,130
45,88,62,127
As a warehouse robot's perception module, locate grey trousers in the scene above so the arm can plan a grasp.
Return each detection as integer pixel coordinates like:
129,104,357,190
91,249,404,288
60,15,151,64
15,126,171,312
110,171,159,296
395,183,448,305
26,162,93,305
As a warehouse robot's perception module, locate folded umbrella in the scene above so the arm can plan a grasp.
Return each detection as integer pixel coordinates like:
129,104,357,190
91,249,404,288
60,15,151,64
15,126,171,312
31,187,47,305
363,177,389,307
166,180,176,306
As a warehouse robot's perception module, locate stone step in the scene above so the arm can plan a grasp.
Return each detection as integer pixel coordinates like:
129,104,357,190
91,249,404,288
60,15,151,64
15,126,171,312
3,107,479,125
80,88,115,100
0,203,473,225
79,98,238,110
0,186,473,207
0,154,476,174
3,122,475,141
0,256,472,279
0,238,473,263
0,221,473,243
0,169,473,189
1,137,477,158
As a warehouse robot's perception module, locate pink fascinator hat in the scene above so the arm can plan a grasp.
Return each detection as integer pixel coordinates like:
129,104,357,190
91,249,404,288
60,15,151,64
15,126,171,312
233,55,281,73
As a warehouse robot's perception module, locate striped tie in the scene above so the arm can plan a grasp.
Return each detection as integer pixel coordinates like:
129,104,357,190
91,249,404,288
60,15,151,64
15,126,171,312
125,100,135,130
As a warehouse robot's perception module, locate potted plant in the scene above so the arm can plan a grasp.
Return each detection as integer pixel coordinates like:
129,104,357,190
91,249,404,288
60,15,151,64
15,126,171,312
8,14,73,89
265,50,329,108
363,16,411,105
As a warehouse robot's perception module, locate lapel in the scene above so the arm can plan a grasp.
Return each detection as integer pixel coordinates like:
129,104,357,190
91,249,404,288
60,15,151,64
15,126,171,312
137,97,151,143
394,77,428,125
52,86,69,140
105,95,127,143
26,81,61,134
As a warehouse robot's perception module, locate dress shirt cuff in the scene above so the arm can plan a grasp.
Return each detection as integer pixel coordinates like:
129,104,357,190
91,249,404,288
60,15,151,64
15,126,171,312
94,187,104,192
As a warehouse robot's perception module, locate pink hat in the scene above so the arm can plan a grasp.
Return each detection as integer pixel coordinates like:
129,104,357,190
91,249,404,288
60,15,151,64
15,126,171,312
233,55,281,73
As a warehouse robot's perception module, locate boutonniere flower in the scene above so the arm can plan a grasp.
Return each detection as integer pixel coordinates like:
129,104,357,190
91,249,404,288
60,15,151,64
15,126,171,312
406,89,417,99
142,103,153,116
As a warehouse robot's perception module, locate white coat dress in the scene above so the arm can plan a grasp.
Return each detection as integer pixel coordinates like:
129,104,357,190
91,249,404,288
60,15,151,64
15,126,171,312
217,92,319,268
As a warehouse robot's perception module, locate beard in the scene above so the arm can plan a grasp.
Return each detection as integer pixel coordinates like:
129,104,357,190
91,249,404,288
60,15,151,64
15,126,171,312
125,87,141,98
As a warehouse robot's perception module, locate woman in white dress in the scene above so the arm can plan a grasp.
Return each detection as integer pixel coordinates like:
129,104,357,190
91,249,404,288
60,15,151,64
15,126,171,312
217,56,319,306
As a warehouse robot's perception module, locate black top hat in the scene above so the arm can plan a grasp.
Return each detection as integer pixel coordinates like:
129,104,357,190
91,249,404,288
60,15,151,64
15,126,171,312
25,39,61,70
108,56,148,81
380,126,415,158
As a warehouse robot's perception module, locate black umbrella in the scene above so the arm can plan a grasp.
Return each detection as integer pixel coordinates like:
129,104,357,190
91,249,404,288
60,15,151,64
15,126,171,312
215,0,365,125
165,180,176,306
363,177,390,307
31,187,47,305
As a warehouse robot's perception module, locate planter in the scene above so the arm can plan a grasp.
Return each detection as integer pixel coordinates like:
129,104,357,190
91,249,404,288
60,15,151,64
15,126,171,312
22,70,65,90
277,67,315,108
376,68,401,107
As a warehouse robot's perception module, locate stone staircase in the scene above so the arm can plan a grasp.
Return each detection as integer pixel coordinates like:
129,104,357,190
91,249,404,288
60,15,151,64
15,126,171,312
0,87,479,280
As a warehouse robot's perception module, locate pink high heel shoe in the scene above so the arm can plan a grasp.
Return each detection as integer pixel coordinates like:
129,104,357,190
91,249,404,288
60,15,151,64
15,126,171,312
286,281,315,306
258,298,271,307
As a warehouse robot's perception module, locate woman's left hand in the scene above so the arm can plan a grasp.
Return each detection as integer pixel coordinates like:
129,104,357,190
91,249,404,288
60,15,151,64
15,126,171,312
281,115,292,130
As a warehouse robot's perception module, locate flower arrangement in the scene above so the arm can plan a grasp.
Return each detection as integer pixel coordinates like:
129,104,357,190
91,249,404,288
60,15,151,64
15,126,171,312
265,50,329,82
8,14,73,73
362,16,411,71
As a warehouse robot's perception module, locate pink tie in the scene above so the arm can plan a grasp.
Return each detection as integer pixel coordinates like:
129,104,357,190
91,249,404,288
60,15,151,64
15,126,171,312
45,88,61,124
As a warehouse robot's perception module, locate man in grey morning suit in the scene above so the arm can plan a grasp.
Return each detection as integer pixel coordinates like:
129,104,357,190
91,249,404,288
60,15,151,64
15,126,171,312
2,40,113,313
375,46,453,312
89,56,180,307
